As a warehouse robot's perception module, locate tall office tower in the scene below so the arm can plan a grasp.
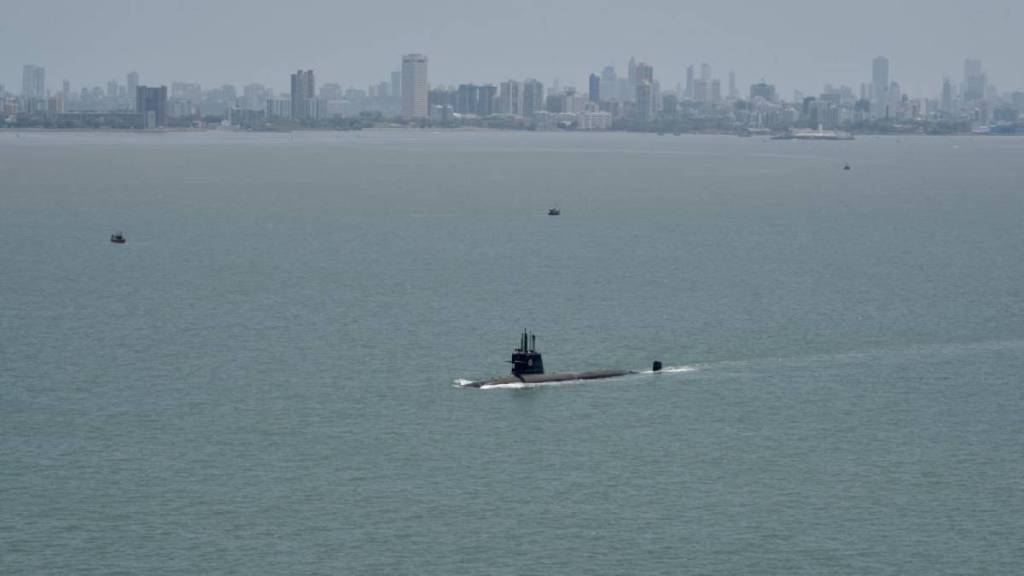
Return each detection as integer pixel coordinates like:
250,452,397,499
636,81,653,121
290,69,315,120
627,57,637,88
636,62,653,85
401,53,428,118
478,85,497,116
711,79,722,104
600,65,617,100
700,62,711,81
685,65,694,98
107,80,119,100
126,71,139,109
634,62,654,121
499,79,521,115
694,79,709,103
728,71,737,99
22,65,46,98
522,79,544,117
941,77,954,115
61,79,70,101
589,73,600,103
872,56,889,117
136,85,168,128
964,58,985,101
391,71,401,100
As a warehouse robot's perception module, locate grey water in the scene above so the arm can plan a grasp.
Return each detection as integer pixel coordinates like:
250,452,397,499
1,130,1022,575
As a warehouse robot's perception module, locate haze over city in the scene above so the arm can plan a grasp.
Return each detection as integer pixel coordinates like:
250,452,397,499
2,0,1022,97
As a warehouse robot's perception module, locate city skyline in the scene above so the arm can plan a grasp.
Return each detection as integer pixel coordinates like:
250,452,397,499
1,0,1022,98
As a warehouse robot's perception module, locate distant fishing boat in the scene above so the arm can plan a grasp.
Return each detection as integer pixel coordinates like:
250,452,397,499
844,163,851,170
548,207,561,216
110,232,126,244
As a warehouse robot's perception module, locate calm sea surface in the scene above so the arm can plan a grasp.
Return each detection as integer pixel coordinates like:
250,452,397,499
1,130,1022,575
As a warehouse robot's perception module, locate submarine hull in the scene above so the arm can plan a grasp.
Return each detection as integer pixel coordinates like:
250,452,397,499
463,369,634,388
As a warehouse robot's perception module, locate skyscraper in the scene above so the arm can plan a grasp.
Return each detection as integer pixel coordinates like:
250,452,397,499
589,73,600,103
290,69,315,120
401,54,428,118
391,71,401,100
22,65,45,99
872,56,890,117
635,62,654,121
964,58,985,101
941,77,954,115
522,79,544,117
600,65,617,101
136,85,168,128
499,80,521,115
700,63,712,81
126,71,139,109
728,71,737,99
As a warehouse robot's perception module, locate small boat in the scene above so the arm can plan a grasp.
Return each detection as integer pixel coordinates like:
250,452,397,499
548,208,561,216
844,163,851,171
110,232,126,244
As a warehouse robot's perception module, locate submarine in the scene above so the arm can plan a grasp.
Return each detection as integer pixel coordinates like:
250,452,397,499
460,331,661,388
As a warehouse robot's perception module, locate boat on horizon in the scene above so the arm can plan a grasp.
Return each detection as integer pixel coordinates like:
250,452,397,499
110,232,126,244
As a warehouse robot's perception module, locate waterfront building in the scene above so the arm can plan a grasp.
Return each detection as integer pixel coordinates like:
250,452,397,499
872,56,889,118
401,53,428,118
522,79,544,117
750,81,777,102
22,65,45,99
126,72,138,109
136,85,167,128
499,80,521,115
290,69,315,120
964,59,985,101
589,73,600,103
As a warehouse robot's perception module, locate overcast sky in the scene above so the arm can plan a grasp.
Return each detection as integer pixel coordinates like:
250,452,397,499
1,0,1020,98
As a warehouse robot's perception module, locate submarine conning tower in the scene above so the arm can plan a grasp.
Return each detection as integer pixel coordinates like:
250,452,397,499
510,330,545,375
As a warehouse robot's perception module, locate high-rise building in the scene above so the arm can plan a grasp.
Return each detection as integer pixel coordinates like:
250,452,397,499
964,58,985,101
711,79,722,105
700,62,712,81
22,65,45,99
941,77,954,115
499,80,521,115
391,71,401,100
136,85,168,128
728,71,738,99
636,62,653,85
126,71,139,109
589,73,600,103
478,85,496,116
872,56,890,117
290,69,315,120
600,65,617,101
61,79,70,101
694,79,709,103
685,65,694,99
627,57,637,88
635,81,653,122
750,82,777,102
401,53,428,118
522,79,544,117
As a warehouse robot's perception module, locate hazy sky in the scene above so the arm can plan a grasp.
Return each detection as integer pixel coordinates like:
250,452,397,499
1,0,1020,98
